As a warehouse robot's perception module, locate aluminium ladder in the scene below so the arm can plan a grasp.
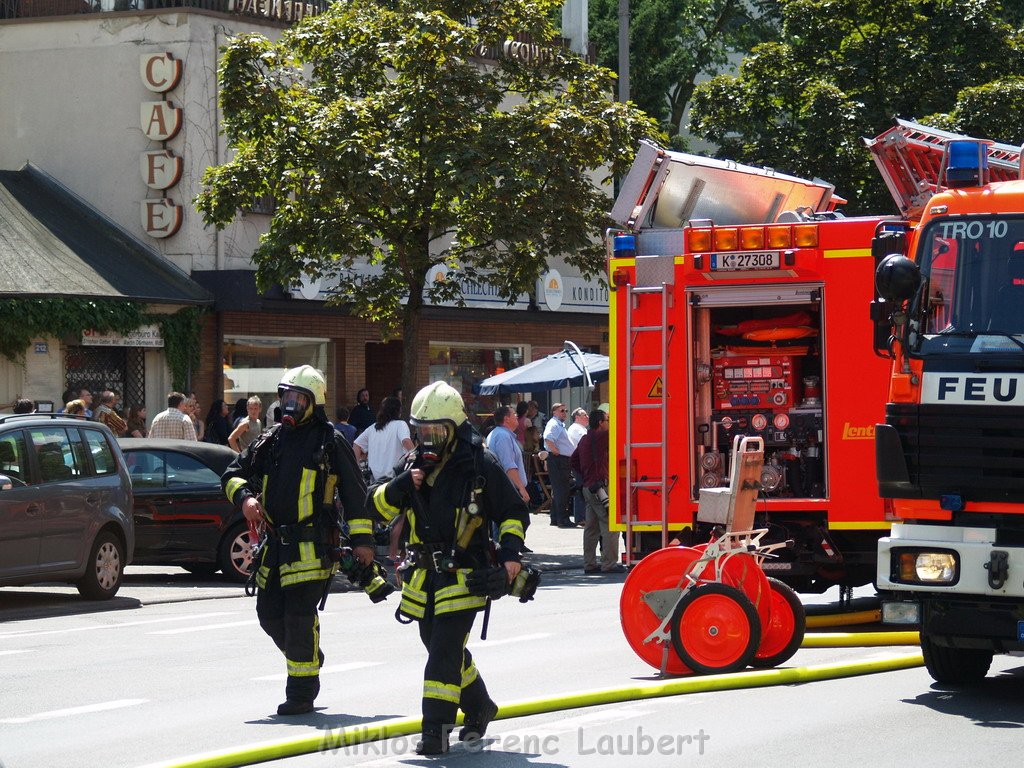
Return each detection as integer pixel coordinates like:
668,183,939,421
624,280,671,566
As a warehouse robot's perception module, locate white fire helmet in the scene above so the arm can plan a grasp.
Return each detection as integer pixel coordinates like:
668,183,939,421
410,381,467,460
277,365,326,428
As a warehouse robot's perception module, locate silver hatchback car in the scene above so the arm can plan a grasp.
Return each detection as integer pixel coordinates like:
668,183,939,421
0,414,134,599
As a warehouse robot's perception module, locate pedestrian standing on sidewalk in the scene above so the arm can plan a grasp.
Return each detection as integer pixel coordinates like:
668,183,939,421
577,409,622,573
542,403,575,528
149,392,197,441
566,407,589,526
349,388,375,434
486,405,531,505
354,396,415,564
228,396,263,453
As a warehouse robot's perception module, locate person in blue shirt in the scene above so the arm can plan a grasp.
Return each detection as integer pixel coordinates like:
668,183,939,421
485,405,530,504
334,406,357,444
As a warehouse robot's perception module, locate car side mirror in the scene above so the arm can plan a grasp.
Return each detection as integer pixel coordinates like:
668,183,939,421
0,474,14,490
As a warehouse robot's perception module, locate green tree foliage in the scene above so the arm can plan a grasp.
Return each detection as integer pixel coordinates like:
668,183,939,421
688,0,1024,213
196,0,659,398
589,0,782,147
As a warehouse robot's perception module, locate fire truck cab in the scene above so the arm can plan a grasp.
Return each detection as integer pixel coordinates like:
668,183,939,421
868,121,1024,683
607,140,896,592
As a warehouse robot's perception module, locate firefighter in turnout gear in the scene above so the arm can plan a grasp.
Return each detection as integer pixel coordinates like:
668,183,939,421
222,366,373,716
368,381,531,755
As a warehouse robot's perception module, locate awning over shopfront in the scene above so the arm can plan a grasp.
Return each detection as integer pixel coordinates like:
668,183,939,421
0,164,211,305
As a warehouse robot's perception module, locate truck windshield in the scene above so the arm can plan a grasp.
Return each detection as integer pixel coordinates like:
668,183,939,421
916,215,1024,354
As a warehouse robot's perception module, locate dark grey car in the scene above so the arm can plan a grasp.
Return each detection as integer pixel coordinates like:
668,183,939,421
0,414,134,599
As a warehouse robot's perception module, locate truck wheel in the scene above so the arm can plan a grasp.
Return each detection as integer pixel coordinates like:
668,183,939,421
670,582,760,674
751,577,806,668
76,531,124,600
921,633,992,684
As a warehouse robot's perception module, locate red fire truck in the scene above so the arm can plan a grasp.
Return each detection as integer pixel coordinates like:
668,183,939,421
868,122,1024,683
606,138,903,592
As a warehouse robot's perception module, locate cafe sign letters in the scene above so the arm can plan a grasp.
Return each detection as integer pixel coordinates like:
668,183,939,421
140,53,184,239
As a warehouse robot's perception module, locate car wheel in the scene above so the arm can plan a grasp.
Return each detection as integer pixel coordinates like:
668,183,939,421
76,531,124,600
219,522,254,583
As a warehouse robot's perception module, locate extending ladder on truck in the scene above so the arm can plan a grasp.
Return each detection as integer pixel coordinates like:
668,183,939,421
623,254,674,566
866,118,1023,217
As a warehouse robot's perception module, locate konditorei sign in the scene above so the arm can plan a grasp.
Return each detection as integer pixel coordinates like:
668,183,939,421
140,53,183,239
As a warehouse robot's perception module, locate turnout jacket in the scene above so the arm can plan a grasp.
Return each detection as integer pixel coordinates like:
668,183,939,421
222,418,371,588
368,422,530,619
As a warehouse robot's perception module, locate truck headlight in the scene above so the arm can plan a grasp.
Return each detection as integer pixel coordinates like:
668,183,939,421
893,548,959,584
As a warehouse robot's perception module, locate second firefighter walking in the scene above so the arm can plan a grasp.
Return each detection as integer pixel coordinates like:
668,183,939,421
222,365,376,716
368,381,533,755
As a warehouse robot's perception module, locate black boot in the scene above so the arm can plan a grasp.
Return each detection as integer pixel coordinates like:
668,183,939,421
459,698,499,742
276,699,314,716
415,732,448,756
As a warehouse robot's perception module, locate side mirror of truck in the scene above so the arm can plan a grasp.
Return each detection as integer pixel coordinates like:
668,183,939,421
871,254,921,357
875,254,921,302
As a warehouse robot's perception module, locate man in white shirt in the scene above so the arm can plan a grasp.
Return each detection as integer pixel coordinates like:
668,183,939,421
542,403,576,528
566,408,589,446
148,391,197,441
565,408,589,525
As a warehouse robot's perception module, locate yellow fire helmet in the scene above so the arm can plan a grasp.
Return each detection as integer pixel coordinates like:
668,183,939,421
410,381,467,459
277,365,326,427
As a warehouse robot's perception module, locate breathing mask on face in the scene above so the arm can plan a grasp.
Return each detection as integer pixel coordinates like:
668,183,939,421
279,389,311,429
412,421,454,465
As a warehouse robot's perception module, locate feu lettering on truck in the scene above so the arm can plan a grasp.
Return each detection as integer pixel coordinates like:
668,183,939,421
921,373,1024,405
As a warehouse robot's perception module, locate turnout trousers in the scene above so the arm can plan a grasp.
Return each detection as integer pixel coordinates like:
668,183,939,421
416,579,491,738
256,569,326,703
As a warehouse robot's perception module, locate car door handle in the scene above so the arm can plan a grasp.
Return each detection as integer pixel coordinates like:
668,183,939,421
26,503,39,516
85,494,100,506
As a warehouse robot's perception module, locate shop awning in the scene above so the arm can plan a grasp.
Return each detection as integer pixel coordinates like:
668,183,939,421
0,164,212,305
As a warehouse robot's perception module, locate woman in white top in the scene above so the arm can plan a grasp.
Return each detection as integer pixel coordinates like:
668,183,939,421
353,395,414,566
353,396,414,479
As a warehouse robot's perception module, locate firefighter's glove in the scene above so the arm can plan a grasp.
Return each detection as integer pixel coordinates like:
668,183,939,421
509,567,542,603
338,551,394,604
466,567,508,600
357,561,395,604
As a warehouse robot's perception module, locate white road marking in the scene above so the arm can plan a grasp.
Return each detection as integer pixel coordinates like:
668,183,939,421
148,619,258,635
252,661,383,682
469,632,550,648
0,649,31,656
0,612,239,639
0,698,148,724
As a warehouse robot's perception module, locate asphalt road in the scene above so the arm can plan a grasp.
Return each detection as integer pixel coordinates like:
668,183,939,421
2,524,1023,768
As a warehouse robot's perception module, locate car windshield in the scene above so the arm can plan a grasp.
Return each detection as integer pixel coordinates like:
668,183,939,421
916,214,1024,354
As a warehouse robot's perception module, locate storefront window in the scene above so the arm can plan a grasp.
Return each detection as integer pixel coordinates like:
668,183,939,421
428,343,524,423
223,337,328,412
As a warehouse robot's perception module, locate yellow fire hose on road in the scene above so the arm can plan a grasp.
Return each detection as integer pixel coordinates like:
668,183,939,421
806,609,882,628
142,644,922,768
